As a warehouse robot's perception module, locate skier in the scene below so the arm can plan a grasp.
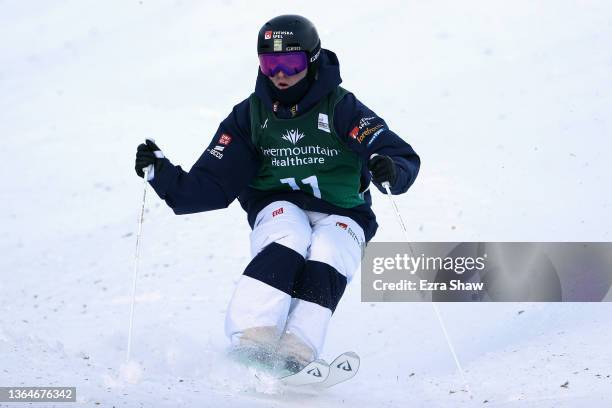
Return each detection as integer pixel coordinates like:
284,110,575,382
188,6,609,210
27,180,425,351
135,15,420,372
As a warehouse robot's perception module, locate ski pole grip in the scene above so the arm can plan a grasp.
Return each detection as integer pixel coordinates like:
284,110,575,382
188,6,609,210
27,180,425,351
142,165,153,181
369,154,392,189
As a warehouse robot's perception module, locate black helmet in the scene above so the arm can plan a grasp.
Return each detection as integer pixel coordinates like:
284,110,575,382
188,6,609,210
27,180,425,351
257,15,321,65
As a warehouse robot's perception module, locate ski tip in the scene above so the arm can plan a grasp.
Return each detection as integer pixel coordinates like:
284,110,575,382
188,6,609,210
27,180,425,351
278,359,330,386
314,352,361,389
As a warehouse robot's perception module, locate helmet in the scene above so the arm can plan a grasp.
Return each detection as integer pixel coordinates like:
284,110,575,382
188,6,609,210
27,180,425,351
257,15,321,66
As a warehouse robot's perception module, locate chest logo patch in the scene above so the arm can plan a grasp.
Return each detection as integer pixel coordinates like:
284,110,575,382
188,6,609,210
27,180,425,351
281,129,305,145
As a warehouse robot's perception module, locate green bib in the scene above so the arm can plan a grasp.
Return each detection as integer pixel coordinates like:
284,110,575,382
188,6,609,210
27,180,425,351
248,87,365,208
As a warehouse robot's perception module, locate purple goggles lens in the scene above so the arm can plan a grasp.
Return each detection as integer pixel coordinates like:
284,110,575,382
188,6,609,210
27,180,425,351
258,52,308,77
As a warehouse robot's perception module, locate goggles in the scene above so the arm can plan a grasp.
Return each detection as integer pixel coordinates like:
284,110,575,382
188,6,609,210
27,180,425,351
258,52,308,77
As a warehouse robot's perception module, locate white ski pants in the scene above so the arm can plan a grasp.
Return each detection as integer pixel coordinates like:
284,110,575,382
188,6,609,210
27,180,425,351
225,201,365,359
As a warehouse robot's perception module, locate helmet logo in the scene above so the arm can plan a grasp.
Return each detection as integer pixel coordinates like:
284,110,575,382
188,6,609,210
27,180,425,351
265,31,294,40
274,39,282,52
281,129,305,145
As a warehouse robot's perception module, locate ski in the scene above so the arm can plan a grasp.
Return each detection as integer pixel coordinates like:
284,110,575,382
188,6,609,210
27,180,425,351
278,351,360,388
315,351,360,388
279,358,330,386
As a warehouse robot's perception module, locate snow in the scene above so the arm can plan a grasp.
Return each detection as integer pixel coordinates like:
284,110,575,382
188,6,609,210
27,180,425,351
1,0,612,407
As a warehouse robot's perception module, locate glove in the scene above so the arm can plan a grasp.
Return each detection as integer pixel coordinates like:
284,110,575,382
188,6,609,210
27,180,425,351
135,139,165,181
368,154,397,186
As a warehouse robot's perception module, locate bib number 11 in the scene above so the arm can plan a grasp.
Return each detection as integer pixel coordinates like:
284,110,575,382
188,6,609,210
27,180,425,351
280,175,321,198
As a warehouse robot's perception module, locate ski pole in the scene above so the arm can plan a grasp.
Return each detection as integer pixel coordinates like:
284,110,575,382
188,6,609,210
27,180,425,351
381,180,474,400
126,165,150,362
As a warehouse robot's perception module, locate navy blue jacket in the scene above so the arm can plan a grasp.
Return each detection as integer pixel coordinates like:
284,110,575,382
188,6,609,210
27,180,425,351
149,49,420,241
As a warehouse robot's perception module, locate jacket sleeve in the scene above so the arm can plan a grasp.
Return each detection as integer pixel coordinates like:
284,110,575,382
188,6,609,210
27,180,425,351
333,92,420,195
148,98,260,214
